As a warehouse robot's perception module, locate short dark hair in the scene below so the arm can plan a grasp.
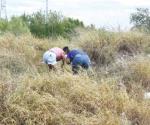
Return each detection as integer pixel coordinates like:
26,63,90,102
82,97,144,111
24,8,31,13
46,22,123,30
63,46,69,52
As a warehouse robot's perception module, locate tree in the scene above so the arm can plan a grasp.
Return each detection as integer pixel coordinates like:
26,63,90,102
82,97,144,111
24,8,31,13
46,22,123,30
8,16,30,35
130,8,150,32
0,19,8,32
0,10,85,38
20,11,84,38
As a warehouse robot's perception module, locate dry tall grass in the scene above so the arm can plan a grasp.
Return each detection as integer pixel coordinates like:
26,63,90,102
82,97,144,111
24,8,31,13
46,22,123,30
0,30,150,125
77,29,150,66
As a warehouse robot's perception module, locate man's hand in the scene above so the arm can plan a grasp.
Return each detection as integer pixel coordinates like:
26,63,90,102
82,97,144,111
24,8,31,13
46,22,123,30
66,58,71,64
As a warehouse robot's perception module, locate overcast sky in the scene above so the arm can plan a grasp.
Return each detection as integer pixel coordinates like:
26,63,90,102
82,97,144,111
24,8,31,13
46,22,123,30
4,0,150,30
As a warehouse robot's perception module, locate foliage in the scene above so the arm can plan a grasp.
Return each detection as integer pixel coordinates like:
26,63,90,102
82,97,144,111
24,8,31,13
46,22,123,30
0,19,8,32
21,11,84,38
0,17,30,35
130,8,150,32
8,16,30,35
0,10,84,38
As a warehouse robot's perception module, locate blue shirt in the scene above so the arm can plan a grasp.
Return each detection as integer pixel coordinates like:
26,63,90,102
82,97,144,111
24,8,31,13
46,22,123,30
67,50,85,62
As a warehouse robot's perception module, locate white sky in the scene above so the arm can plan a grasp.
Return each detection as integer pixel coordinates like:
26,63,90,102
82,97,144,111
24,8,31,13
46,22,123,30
4,0,150,30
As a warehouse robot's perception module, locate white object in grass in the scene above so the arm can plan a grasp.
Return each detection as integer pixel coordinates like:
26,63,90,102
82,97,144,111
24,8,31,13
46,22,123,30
144,92,150,99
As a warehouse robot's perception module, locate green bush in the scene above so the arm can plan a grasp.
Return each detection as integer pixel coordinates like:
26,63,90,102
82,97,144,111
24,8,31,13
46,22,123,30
0,19,8,32
0,17,30,35
8,16,30,35
130,8,150,33
21,11,84,38
0,10,84,38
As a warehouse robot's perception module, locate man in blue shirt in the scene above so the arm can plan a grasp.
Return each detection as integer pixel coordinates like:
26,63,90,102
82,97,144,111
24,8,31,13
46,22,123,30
63,46,91,74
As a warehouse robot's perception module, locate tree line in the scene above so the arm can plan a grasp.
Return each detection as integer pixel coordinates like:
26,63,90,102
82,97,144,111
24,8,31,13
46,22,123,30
0,10,84,39
0,8,150,38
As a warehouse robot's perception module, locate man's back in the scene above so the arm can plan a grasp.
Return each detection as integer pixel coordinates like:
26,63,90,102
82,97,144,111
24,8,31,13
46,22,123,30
50,47,65,61
67,49,85,62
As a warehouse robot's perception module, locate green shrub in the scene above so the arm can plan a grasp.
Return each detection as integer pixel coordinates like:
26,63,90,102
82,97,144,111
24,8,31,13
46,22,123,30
1,10,84,38
0,19,8,32
21,11,84,38
8,16,30,35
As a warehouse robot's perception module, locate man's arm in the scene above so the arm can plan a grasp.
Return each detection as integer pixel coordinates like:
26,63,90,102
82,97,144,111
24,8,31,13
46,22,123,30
61,58,65,68
66,58,71,64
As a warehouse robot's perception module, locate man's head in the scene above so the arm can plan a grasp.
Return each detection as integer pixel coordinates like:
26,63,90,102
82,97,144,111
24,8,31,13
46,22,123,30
63,46,70,54
43,51,57,70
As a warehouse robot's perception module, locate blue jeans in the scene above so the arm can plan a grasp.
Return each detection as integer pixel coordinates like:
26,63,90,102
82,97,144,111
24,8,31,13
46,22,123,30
72,54,91,74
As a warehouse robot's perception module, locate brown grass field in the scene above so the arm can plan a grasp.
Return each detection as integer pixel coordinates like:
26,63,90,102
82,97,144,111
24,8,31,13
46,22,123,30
0,29,150,125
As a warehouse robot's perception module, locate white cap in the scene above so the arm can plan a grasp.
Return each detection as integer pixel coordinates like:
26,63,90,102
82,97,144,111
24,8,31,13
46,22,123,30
43,51,57,65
